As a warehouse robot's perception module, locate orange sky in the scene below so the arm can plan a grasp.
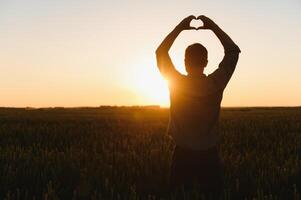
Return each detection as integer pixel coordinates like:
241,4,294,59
0,0,300,107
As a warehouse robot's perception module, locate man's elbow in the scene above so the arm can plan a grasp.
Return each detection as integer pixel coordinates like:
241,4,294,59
155,48,163,56
155,46,170,56
225,44,241,54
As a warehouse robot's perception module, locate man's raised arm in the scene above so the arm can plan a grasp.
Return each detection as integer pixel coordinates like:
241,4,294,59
198,15,241,89
156,16,196,79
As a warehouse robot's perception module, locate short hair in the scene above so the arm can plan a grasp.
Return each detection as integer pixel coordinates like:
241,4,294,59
185,43,208,68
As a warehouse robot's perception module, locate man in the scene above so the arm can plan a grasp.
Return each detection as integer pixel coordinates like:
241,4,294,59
155,15,241,198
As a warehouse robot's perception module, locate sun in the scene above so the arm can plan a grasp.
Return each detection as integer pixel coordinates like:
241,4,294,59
129,65,170,107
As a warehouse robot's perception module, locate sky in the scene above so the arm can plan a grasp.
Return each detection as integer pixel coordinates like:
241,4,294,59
0,0,300,107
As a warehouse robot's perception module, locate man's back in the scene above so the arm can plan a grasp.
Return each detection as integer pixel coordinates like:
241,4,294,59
168,74,223,150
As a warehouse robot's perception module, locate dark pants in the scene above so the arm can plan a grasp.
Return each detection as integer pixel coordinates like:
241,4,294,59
169,145,224,199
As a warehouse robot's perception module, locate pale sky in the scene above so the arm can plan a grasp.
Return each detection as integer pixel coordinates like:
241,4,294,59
0,0,300,107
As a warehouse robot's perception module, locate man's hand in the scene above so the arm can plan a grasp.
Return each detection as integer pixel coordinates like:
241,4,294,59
175,15,197,31
196,15,218,30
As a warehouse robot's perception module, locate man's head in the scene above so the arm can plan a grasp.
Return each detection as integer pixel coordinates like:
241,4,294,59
184,43,208,76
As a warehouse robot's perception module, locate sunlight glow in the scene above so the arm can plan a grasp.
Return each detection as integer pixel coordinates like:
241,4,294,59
129,64,170,107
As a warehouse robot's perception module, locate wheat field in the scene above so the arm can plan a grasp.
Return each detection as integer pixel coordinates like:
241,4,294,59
0,107,300,199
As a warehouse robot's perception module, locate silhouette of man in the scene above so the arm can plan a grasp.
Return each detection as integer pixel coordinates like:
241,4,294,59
156,15,241,198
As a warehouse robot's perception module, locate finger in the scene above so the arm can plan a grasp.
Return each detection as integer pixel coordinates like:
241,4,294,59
197,15,205,20
196,26,208,30
187,15,197,20
188,26,198,30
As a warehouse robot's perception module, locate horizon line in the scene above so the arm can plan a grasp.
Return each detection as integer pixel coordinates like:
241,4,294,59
1,105,300,109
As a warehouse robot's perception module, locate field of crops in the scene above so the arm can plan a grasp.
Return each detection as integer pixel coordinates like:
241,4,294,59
0,107,300,200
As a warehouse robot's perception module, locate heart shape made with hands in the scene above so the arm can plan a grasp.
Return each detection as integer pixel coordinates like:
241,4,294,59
190,19,204,30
